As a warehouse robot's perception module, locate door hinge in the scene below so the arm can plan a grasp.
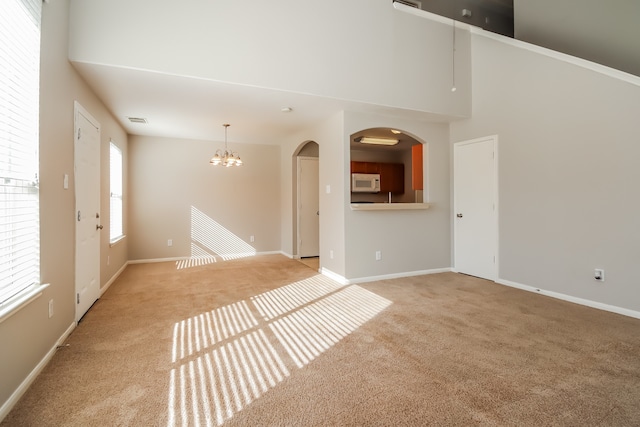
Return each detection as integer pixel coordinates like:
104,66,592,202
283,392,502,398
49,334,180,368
77,293,80,304
77,128,81,140
78,210,81,221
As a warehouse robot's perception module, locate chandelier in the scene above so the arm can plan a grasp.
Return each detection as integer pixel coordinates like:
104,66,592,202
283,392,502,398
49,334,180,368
210,123,243,167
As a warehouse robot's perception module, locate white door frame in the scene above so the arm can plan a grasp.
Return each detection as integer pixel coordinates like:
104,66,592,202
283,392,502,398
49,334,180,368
74,101,101,322
453,135,499,280
296,156,319,258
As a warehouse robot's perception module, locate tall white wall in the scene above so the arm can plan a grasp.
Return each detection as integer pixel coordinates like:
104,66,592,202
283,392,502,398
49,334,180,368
451,32,640,313
344,111,451,280
279,113,347,276
280,110,451,281
68,0,471,118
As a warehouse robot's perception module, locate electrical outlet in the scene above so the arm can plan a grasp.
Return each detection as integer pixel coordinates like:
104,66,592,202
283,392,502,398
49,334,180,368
250,235,255,243
375,251,382,261
107,255,110,266
48,299,54,318
167,239,173,247
594,269,605,281
329,250,334,259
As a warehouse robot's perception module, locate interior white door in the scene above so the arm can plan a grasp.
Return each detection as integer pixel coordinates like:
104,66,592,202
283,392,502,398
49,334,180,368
454,136,497,281
298,157,319,258
74,102,101,322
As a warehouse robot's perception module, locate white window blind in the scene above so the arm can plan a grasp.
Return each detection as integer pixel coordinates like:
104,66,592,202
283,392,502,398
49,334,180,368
109,142,123,242
0,0,42,308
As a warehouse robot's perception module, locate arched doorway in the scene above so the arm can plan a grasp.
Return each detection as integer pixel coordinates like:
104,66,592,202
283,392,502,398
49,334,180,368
293,141,319,265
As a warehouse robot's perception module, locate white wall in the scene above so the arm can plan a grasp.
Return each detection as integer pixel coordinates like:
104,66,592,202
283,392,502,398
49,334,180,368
128,136,281,261
279,113,346,276
68,0,471,119
451,32,640,313
279,110,451,282
344,112,451,280
319,113,349,278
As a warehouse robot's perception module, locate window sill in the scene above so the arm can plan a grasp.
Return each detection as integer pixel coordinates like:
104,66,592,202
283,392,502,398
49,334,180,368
109,235,126,247
0,283,50,324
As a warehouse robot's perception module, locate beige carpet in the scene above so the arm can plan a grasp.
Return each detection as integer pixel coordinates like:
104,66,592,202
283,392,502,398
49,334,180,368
297,256,319,271
3,254,640,426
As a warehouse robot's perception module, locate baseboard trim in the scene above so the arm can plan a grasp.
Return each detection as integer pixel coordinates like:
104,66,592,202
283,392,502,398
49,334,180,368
320,267,453,286
279,251,294,259
347,268,453,285
496,278,640,320
100,261,129,297
128,257,186,264
320,268,349,285
262,251,287,257
0,321,76,422
129,251,289,265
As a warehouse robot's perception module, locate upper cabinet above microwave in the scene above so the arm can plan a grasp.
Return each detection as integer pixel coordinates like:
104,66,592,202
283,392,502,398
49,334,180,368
351,161,404,194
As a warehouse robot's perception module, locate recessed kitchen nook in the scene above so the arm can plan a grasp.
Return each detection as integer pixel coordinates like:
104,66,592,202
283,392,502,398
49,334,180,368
350,127,430,211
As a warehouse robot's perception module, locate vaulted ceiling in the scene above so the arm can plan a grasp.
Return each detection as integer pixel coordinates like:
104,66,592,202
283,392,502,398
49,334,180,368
70,0,639,144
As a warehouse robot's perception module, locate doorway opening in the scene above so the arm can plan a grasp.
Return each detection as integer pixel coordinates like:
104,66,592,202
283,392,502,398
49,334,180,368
293,141,319,270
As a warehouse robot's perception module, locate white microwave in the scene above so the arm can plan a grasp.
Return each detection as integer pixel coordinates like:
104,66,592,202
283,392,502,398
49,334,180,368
351,173,380,193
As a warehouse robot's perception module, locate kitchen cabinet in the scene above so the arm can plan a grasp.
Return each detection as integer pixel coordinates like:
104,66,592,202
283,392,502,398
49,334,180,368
351,161,404,194
379,163,404,193
351,161,379,174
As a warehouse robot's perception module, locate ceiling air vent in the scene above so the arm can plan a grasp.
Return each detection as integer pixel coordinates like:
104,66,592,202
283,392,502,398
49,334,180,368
127,117,148,124
393,0,421,9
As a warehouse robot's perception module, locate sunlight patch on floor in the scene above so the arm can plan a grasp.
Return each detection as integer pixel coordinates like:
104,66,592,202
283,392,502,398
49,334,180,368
167,274,392,426
268,285,391,368
251,275,345,320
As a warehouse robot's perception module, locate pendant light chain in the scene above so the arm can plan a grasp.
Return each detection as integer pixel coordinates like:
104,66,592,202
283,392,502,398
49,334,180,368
452,19,457,92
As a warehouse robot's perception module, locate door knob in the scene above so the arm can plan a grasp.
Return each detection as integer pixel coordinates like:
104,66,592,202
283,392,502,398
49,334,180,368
96,224,103,230
456,213,463,218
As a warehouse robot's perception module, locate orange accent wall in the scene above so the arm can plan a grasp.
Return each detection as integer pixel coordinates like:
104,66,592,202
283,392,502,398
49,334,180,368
412,144,423,190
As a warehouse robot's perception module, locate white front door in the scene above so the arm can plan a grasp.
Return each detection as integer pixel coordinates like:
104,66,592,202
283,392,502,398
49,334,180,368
454,136,498,281
297,157,319,258
74,102,101,322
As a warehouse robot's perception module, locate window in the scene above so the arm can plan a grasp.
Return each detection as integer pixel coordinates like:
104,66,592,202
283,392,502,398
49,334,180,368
109,141,124,243
0,0,43,317
350,128,426,204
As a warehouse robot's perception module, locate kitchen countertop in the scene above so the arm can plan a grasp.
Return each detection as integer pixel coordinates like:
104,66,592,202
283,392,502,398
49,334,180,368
350,203,431,211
